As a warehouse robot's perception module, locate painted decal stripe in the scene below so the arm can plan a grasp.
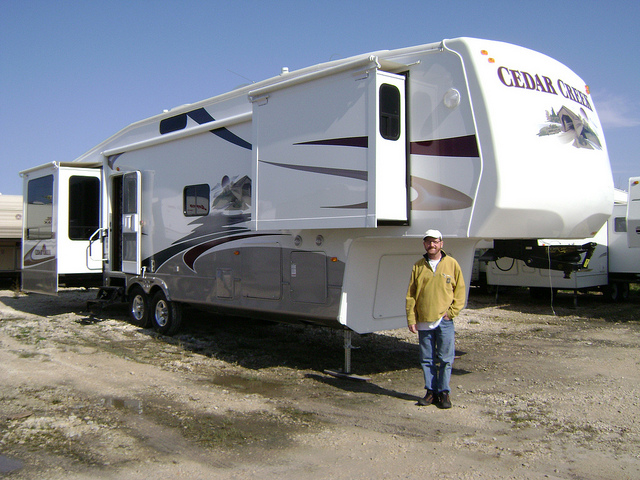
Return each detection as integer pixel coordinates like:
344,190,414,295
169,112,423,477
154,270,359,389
145,227,247,270
159,107,252,150
295,136,368,148
410,176,473,211
410,134,479,157
182,233,280,271
321,202,368,209
188,108,252,150
260,161,367,181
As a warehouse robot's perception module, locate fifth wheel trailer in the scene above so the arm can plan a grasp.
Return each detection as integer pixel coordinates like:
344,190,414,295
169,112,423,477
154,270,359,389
0,194,22,279
485,177,640,301
21,37,613,340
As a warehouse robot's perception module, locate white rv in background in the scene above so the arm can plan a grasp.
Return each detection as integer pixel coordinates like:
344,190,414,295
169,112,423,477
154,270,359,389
21,38,613,342
485,177,640,301
0,194,23,278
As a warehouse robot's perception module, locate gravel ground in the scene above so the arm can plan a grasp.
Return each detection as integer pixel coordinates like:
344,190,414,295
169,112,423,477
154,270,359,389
0,282,639,479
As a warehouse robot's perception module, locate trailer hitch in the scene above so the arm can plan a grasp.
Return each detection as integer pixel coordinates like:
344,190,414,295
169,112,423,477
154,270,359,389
480,240,598,279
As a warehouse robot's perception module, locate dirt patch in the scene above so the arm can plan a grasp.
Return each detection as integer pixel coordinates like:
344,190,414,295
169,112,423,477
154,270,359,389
1,282,639,479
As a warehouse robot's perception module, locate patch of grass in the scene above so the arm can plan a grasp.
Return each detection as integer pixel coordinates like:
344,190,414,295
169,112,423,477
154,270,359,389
277,405,318,424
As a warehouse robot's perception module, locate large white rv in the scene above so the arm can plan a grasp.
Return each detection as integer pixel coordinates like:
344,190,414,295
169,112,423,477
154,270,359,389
0,194,23,278
21,38,613,340
484,177,640,301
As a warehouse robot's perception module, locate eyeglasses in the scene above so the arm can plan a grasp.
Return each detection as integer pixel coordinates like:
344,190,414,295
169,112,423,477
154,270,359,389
423,239,442,245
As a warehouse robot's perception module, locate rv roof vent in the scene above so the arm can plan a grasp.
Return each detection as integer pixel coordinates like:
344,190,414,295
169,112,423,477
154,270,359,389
281,67,289,75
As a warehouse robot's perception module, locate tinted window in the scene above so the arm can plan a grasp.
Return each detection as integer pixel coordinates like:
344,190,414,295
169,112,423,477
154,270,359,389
160,114,187,134
184,184,210,216
123,174,138,215
379,83,401,141
614,217,627,233
26,175,54,240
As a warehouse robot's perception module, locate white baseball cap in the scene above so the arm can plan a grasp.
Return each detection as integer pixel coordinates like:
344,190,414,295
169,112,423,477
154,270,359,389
423,229,442,240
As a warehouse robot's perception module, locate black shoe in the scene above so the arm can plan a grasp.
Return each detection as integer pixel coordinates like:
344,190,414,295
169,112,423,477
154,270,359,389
417,390,435,406
437,391,452,409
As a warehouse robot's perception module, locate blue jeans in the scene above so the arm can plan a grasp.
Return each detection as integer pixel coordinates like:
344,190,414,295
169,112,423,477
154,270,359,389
418,319,455,393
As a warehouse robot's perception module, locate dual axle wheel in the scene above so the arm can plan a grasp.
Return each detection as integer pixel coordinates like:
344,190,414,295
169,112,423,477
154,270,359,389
128,286,182,335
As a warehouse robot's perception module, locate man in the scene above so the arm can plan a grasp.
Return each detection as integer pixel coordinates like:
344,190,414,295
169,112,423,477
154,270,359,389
406,229,466,409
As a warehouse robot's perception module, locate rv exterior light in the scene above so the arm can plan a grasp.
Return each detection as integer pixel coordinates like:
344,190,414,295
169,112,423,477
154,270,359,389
294,235,302,247
315,235,324,246
444,89,461,109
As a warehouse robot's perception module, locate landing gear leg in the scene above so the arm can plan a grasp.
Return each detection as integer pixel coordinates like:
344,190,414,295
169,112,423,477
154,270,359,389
324,329,370,382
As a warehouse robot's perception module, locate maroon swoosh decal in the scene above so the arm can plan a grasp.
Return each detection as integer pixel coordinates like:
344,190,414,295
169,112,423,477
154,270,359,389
183,233,280,271
295,136,368,148
321,202,368,209
410,135,479,157
260,161,367,181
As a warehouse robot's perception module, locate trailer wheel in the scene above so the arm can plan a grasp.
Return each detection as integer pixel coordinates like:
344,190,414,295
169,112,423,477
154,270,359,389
604,283,620,302
128,286,150,328
603,282,630,302
150,290,182,335
618,282,630,302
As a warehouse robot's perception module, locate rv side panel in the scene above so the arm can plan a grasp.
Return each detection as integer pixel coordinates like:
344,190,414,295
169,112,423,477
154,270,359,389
627,177,640,248
0,195,22,277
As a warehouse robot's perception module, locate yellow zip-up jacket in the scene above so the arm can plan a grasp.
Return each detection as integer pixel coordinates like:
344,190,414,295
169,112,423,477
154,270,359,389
406,251,466,326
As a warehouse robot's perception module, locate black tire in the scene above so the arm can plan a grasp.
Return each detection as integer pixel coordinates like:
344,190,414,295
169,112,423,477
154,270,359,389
619,282,630,302
604,282,619,302
150,290,183,335
128,285,150,328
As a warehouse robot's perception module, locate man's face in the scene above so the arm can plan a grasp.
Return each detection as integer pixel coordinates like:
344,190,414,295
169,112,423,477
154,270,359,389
423,237,442,257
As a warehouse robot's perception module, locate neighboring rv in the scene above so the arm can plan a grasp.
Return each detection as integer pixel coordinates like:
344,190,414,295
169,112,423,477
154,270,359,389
20,38,613,339
0,194,22,279
484,177,640,301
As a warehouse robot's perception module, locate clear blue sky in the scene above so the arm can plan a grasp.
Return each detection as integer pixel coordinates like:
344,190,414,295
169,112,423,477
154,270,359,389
1,0,638,196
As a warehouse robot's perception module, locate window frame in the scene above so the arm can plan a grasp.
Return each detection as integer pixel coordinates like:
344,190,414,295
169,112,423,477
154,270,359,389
379,83,401,141
183,184,210,217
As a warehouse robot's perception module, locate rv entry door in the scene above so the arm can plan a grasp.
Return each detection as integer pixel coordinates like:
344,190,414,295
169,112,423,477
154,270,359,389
120,171,142,274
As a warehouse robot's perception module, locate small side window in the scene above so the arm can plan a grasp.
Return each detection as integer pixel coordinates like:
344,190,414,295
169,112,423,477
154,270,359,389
379,83,401,141
184,184,210,216
160,114,187,134
614,217,627,233
26,175,54,240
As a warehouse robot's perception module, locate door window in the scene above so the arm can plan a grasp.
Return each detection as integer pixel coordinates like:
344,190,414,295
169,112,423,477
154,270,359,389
26,175,54,240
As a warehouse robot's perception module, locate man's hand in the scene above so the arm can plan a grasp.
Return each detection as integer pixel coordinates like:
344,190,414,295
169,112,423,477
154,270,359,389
408,324,418,334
